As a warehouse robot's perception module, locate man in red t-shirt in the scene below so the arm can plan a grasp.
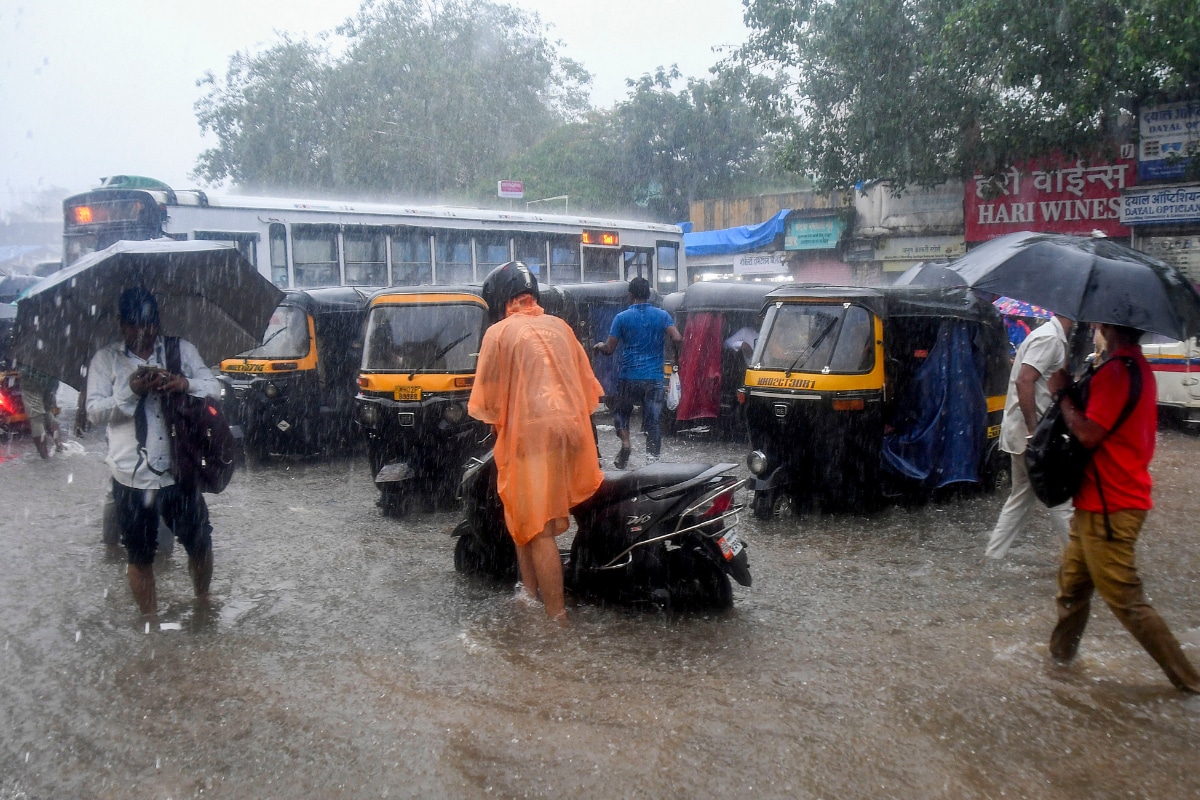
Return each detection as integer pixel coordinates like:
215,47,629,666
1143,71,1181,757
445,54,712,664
1048,324,1200,692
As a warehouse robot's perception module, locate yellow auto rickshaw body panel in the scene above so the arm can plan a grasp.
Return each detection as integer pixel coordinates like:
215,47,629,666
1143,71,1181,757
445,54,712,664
743,312,885,394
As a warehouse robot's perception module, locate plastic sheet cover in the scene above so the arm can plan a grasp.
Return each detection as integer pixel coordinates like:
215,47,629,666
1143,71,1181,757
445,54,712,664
882,320,987,487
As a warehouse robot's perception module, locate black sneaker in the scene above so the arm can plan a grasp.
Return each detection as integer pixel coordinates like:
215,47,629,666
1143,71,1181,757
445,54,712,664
613,447,631,469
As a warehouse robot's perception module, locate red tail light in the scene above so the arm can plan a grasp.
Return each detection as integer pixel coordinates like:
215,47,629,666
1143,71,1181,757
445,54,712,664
700,489,734,519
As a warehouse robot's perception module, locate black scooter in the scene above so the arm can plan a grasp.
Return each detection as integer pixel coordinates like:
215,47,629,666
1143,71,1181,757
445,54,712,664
452,451,751,610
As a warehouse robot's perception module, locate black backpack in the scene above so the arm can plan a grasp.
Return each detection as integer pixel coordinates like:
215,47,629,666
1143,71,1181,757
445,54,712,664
134,337,237,494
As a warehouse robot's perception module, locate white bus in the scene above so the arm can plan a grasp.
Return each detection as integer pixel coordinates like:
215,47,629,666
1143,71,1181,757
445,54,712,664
62,176,684,291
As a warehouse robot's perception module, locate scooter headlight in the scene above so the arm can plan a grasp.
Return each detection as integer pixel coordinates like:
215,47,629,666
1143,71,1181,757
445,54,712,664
360,402,379,426
263,382,280,399
443,402,466,424
747,450,769,476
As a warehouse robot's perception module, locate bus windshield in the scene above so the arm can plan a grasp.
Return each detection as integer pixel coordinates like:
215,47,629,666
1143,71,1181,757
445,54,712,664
362,303,486,373
754,303,875,374
241,305,310,360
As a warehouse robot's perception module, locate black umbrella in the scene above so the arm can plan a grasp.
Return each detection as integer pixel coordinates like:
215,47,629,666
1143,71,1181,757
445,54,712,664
948,231,1200,340
12,240,284,390
892,261,965,287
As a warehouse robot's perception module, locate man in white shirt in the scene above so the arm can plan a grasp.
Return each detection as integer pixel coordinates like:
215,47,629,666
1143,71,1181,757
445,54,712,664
985,313,1075,560
87,288,222,621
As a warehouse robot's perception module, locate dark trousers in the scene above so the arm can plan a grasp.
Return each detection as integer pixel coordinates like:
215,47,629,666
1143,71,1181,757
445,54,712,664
112,479,212,566
612,379,665,456
1051,509,1200,691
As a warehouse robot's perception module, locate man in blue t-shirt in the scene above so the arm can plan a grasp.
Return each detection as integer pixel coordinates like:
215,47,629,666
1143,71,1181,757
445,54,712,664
593,277,682,468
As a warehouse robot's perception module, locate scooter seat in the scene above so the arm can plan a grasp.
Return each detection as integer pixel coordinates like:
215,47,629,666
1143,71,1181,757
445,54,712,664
573,462,713,514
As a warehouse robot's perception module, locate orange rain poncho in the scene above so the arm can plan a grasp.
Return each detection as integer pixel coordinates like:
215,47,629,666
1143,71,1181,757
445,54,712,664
468,298,604,545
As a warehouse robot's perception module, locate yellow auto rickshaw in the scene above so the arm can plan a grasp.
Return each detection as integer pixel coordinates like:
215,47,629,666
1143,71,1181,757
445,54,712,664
742,284,1010,516
220,286,376,462
355,286,491,516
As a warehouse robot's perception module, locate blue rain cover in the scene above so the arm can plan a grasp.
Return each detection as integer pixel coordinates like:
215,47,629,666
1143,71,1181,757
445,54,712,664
682,209,791,256
882,320,987,487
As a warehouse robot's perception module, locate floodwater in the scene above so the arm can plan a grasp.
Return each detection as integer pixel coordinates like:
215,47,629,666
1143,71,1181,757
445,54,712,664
2,404,1198,799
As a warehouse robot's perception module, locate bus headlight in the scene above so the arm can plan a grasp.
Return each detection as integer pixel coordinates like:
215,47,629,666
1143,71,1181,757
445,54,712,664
360,403,379,426
443,403,465,424
747,450,769,476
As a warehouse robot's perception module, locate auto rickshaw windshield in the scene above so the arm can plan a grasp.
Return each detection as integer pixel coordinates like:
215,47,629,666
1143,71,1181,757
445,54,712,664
362,303,486,372
241,304,311,360
753,302,876,373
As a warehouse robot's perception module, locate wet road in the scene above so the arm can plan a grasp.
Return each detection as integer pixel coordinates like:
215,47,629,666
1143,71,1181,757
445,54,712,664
2,405,1198,799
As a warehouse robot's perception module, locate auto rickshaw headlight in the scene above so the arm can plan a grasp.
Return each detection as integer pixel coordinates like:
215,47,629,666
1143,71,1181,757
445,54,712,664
263,382,280,399
747,450,769,475
360,402,379,426
443,402,466,424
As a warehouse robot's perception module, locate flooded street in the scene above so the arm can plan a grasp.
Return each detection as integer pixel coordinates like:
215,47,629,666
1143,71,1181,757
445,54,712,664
2,403,1199,799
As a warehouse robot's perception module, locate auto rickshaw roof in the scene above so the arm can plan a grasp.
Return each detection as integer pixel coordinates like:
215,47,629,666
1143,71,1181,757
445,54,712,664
762,283,999,323
662,291,685,317
681,280,776,313
555,281,661,306
364,284,484,306
282,286,380,314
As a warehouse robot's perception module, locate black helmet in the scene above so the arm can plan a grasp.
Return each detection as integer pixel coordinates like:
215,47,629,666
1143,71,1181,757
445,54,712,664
481,261,539,323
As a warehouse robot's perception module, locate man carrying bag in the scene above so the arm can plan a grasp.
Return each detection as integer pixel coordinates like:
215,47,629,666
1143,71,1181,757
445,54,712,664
1046,323,1200,692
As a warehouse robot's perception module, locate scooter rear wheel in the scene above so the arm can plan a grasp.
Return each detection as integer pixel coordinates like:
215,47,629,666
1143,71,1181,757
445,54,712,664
666,545,733,611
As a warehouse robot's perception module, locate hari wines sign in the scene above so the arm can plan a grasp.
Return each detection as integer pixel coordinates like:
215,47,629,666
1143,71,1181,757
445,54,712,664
965,155,1135,241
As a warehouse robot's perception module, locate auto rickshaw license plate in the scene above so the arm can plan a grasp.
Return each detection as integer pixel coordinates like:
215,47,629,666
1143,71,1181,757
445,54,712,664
717,531,743,560
394,387,421,401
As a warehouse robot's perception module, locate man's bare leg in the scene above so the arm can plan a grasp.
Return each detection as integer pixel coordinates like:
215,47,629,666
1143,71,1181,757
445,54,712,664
516,543,540,601
128,563,158,622
189,549,213,605
529,518,569,621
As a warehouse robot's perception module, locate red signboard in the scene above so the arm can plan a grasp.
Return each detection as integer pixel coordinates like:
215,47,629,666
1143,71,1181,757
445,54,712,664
497,180,524,199
965,155,1135,241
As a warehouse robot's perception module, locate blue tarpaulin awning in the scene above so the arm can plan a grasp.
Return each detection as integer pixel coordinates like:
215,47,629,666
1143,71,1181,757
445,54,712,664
683,209,791,257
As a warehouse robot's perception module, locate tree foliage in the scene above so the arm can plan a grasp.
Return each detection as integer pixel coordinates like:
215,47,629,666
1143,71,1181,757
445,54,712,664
490,67,793,221
730,0,1200,188
194,0,591,197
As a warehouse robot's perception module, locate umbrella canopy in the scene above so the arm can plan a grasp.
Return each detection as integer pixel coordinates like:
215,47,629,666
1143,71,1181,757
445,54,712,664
948,231,1200,339
992,296,1053,319
12,239,284,390
892,261,965,287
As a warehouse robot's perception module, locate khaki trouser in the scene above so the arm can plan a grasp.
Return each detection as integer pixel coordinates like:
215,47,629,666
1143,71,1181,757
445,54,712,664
1051,509,1200,691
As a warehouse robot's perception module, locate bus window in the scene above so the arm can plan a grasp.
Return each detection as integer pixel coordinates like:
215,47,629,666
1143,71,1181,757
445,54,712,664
193,231,259,268
476,233,512,276
514,235,546,278
550,238,581,284
623,248,653,282
656,241,679,291
344,228,386,286
434,232,473,284
293,225,340,287
391,228,432,285
269,223,288,287
582,248,620,282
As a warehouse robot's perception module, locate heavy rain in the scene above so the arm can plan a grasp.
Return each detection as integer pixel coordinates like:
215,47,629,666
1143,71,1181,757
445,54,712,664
3,1,1200,799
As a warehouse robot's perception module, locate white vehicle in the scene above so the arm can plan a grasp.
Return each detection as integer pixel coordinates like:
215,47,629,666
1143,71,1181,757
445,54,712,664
1141,334,1200,425
62,175,684,292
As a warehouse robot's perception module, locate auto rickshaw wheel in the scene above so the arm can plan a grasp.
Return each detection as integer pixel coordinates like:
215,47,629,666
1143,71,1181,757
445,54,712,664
751,487,791,520
453,527,485,575
379,484,412,518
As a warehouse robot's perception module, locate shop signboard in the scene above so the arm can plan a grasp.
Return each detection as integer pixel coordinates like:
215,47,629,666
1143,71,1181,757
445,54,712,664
1139,235,1200,282
497,180,524,199
1138,101,1200,182
733,251,788,275
874,235,966,262
1121,185,1200,225
965,154,1135,241
784,216,845,250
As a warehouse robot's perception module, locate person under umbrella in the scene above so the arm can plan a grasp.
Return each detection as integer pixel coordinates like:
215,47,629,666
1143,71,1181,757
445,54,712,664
86,288,223,623
985,313,1076,560
1047,323,1200,693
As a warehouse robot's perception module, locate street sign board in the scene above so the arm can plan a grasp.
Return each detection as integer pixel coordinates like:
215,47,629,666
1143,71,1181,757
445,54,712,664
497,180,524,199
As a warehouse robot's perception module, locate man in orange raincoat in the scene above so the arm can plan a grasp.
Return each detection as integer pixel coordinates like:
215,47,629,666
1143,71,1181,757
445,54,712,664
468,262,604,620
